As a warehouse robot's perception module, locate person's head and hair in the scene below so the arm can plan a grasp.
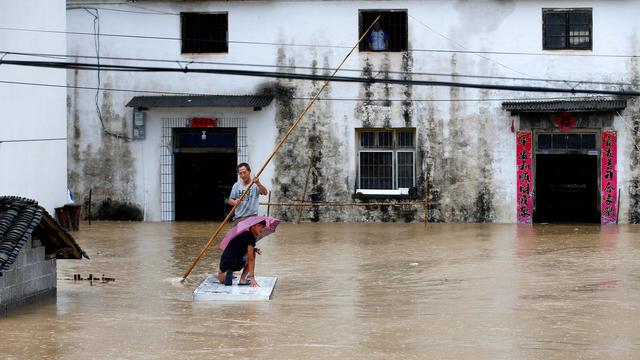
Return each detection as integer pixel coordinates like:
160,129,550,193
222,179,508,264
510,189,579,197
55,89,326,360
250,220,266,236
237,163,251,173
237,163,252,183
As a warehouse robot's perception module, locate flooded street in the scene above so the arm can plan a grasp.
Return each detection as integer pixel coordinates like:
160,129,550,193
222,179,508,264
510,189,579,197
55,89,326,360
2,222,640,359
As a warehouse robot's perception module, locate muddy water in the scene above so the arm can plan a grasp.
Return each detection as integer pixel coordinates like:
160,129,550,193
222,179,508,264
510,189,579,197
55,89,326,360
1,223,640,359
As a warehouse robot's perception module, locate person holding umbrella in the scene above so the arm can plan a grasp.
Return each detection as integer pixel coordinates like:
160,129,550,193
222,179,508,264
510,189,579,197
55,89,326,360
218,215,280,287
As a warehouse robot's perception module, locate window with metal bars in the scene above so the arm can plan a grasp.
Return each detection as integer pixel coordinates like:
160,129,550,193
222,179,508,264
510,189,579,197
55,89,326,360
359,10,408,52
181,13,228,53
543,9,592,50
357,129,415,191
537,133,596,151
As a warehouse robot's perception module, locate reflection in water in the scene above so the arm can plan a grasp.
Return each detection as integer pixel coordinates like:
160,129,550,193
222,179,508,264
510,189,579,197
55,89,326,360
1,222,640,359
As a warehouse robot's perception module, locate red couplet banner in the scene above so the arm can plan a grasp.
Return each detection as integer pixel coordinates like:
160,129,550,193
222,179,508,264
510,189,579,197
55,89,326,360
601,131,617,224
516,131,533,224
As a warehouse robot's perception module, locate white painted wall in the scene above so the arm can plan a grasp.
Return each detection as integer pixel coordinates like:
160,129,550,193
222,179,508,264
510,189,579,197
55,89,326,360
65,0,640,222
0,0,68,214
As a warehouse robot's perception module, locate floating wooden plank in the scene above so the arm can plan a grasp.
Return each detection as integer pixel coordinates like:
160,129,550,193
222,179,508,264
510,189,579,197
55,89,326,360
192,275,277,301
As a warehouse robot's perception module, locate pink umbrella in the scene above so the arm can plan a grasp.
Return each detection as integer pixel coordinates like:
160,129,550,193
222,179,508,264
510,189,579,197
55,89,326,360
219,215,280,250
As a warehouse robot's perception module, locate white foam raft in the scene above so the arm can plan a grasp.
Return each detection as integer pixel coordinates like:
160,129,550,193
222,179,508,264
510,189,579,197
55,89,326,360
192,275,277,301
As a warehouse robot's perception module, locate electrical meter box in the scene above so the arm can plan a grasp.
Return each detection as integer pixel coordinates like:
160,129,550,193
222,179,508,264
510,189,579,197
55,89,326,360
132,111,146,140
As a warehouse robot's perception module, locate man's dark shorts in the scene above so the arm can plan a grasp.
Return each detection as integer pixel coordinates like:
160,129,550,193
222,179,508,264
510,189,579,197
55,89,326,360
219,256,245,273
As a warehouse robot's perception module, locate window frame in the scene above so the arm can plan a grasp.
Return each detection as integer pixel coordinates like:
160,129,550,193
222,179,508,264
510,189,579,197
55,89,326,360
356,128,416,195
358,149,396,190
396,150,416,189
542,8,593,51
358,9,409,53
180,12,229,54
534,130,599,155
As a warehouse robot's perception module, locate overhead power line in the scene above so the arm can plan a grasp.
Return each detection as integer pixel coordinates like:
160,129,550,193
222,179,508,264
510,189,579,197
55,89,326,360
1,78,609,103
67,5,178,16
2,50,634,87
1,58,638,97
0,137,67,144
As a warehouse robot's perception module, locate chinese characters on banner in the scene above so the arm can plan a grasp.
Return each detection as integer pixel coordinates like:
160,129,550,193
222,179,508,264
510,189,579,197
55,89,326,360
516,131,533,224
601,131,617,224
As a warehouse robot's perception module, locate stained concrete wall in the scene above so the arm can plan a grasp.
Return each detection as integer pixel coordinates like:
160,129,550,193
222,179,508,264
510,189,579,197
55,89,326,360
65,0,640,223
0,0,68,214
0,239,57,316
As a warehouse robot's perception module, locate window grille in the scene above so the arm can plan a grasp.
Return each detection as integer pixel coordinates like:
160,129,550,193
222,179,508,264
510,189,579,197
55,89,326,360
537,133,596,151
181,13,228,53
543,9,592,50
359,10,408,52
360,152,394,189
161,117,246,221
357,128,416,190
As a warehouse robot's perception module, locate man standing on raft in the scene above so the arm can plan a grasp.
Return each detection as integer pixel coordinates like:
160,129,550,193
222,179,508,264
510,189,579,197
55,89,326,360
228,163,268,223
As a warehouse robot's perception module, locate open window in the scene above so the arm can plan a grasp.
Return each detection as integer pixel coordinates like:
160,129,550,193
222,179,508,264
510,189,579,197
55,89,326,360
359,10,408,52
356,128,416,195
543,9,592,50
181,12,228,53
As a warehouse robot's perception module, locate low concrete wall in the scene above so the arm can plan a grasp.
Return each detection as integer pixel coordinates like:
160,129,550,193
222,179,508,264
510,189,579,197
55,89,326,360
0,239,57,315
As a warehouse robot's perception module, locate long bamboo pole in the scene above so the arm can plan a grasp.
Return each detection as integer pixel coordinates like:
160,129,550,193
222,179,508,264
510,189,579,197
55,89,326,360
181,17,381,282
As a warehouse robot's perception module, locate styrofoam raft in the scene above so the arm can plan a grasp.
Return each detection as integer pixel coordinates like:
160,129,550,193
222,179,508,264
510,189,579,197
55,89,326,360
193,275,277,301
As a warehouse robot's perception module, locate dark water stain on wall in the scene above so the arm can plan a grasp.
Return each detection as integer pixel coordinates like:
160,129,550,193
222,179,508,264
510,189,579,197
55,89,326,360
627,58,640,223
77,83,137,213
473,106,496,223
68,69,82,190
427,55,497,223
268,80,302,221
445,54,474,222
421,96,446,223
269,50,350,222
382,56,392,111
401,52,414,128
358,58,375,127
351,53,427,222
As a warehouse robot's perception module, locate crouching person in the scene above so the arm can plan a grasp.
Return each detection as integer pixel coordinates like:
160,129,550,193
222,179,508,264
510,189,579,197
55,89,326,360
218,221,265,287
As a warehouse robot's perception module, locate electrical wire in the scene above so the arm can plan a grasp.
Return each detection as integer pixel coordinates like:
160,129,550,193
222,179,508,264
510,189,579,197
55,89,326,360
0,137,67,144
67,5,177,16
1,58,638,96
2,49,634,87
407,13,531,78
1,78,611,103
84,8,132,141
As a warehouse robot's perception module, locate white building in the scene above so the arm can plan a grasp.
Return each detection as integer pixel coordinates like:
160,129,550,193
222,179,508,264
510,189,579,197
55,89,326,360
65,0,640,223
0,0,69,214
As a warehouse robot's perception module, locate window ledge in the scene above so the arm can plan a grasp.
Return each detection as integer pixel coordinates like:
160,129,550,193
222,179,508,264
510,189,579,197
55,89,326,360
359,50,407,54
356,189,409,195
353,188,419,200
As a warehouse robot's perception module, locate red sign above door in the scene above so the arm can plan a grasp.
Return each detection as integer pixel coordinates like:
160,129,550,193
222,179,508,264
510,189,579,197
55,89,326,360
190,118,218,128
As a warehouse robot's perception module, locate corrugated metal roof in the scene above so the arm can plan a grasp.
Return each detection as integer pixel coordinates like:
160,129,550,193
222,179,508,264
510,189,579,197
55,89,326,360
502,99,627,113
0,196,88,272
126,95,274,108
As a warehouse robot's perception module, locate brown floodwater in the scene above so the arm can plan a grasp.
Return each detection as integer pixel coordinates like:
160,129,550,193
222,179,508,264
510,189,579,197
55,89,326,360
1,222,640,359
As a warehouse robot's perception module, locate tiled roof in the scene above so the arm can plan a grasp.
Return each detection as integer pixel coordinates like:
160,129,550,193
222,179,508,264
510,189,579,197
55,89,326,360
126,95,274,108
0,197,87,272
502,99,627,113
